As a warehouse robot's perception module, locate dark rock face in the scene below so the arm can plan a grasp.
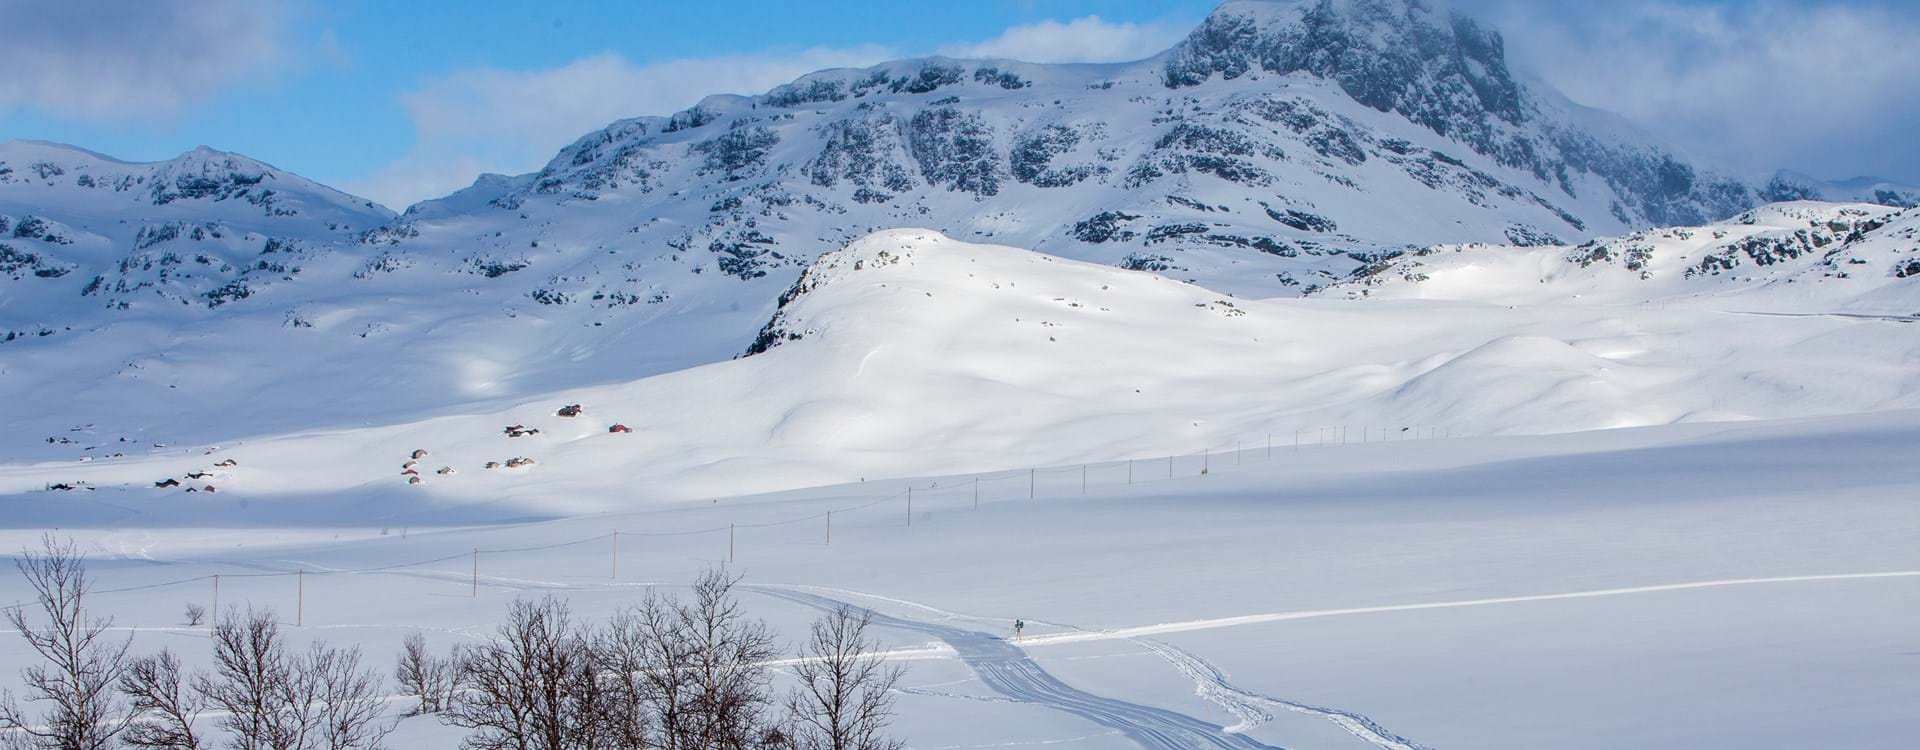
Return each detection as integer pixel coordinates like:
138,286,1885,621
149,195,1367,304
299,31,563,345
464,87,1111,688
1162,0,1752,228
908,106,1001,197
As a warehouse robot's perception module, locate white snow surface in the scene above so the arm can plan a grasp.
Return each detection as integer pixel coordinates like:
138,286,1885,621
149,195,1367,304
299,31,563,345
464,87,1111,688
0,409,1913,749
1340,201,1920,312
4,228,1917,522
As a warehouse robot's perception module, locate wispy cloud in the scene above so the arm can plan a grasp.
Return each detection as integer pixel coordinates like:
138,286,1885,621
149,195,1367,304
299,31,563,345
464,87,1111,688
0,0,293,119
938,15,1191,64
1470,0,1920,182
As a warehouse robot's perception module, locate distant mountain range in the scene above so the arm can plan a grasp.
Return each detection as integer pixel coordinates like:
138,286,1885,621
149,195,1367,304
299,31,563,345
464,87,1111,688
2,0,1916,465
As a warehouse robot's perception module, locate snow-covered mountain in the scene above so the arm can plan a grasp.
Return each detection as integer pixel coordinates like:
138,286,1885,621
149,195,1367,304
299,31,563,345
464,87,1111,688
1760,170,1919,209
1337,201,1920,313
0,140,393,341
3,0,1918,472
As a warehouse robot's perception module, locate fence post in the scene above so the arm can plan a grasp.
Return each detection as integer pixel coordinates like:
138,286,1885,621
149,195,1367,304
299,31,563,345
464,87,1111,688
973,477,979,509
728,525,735,564
1168,455,1173,478
1127,460,1133,485
1081,465,1086,494
1203,448,1210,475
611,533,619,580
1237,440,1242,465
825,512,832,545
1029,469,1035,499
1267,433,1272,458
296,570,303,627
471,549,478,598
907,487,914,526
211,574,219,619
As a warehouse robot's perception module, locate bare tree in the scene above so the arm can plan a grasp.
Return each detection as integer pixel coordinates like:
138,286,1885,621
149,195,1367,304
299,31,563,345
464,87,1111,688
183,604,206,628
196,608,296,750
595,602,669,750
0,535,133,750
120,649,206,750
395,633,457,716
300,643,391,750
194,608,389,750
677,569,779,750
444,596,609,750
782,609,902,750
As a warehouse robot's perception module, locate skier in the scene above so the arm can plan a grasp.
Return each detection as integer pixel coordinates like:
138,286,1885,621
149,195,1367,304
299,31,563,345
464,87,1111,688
1013,618,1025,642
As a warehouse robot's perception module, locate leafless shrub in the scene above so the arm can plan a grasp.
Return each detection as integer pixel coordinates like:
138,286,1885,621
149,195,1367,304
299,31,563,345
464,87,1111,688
119,649,205,749
0,535,132,750
677,569,781,750
444,596,611,750
195,608,388,750
783,607,903,750
302,642,391,750
394,632,458,716
196,609,294,749
183,604,206,627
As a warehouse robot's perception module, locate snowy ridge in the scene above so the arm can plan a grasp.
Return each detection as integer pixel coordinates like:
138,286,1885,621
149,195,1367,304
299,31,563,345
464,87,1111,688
1337,200,1920,311
7,229,1918,518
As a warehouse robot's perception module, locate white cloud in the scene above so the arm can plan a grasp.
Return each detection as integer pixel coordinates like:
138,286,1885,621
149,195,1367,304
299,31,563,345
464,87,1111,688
347,46,893,210
0,0,291,119
1473,0,1920,182
939,15,1190,64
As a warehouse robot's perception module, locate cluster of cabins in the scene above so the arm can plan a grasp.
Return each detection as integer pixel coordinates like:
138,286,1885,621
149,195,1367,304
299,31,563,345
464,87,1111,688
153,457,238,493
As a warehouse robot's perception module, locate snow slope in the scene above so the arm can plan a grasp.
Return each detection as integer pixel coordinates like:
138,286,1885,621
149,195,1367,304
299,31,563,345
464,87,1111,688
1336,201,1920,312
7,229,1916,520
0,408,1914,749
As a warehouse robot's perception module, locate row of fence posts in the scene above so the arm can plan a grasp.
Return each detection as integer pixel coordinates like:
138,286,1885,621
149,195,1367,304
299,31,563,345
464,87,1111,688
106,424,1457,619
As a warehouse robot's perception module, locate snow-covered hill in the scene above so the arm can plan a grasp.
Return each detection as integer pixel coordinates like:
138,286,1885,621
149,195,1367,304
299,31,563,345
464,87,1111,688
3,0,1918,494
9,229,1916,519
1336,201,1920,312
0,140,394,341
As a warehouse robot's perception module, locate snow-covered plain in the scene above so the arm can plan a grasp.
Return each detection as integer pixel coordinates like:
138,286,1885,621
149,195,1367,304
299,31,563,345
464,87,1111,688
1,408,1915,749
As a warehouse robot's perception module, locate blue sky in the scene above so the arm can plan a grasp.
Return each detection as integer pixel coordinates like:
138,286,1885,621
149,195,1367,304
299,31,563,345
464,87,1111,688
4,0,1916,210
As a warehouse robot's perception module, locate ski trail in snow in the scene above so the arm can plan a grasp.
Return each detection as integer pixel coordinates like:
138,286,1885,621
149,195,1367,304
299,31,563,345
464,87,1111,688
1021,570,1920,646
752,587,1284,750
1134,640,1430,750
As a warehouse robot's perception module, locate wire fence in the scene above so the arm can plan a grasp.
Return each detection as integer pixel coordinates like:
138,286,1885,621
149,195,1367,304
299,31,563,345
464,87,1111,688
14,423,1458,625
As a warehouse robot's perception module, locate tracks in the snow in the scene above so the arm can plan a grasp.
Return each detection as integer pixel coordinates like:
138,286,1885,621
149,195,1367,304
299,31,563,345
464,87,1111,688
1134,640,1430,750
754,587,1284,750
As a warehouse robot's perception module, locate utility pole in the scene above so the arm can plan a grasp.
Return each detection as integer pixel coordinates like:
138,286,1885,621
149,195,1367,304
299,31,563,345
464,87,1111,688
296,570,303,627
1081,465,1086,494
1267,433,1272,458
611,533,618,580
825,512,832,545
471,549,478,598
728,525,735,564
1203,448,1210,474
973,476,979,509
907,487,914,526
211,574,219,620
1029,469,1035,499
